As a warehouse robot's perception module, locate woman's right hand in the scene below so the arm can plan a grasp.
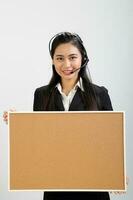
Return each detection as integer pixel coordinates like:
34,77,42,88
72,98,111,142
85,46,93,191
3,109,16,125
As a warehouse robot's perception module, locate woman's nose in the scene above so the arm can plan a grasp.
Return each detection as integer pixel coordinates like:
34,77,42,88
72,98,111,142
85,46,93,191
63,59,71,68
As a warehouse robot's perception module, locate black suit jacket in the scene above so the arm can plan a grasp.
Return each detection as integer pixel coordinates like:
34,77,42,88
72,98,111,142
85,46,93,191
33,84,112,200
33,84,113,111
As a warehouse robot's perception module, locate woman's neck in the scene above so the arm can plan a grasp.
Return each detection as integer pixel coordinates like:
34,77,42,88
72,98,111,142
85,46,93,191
61,77,79,95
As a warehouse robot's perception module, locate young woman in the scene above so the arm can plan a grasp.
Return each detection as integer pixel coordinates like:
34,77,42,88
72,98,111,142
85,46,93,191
33,32,112,200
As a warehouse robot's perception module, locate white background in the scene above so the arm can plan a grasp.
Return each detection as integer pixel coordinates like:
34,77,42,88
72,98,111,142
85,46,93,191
0,0,132,199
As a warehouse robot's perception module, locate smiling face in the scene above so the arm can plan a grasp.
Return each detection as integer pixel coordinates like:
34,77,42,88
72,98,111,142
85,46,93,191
52,43,82,82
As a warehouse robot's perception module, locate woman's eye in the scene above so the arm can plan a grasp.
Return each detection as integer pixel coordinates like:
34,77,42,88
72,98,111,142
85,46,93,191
57,57,63,61
70,56,77,60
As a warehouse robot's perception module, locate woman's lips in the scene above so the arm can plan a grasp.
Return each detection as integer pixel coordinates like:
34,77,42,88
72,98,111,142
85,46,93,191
62,70,73,75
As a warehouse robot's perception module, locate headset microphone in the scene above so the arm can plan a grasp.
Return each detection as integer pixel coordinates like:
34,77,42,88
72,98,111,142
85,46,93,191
70,58,89,74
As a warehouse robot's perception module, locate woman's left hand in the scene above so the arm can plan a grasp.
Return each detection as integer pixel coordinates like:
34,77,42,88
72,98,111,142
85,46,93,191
110,176,129,195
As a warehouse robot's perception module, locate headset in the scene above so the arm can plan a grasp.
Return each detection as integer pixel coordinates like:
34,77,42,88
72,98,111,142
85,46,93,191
48,32,89,73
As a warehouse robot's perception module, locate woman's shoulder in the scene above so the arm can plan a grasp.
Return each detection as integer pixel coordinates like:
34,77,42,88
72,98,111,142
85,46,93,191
91,83,113,110
34,84,51,94
92,83,108,94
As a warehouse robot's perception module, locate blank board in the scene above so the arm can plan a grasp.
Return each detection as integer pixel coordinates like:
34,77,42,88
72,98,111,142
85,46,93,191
9,112,125,190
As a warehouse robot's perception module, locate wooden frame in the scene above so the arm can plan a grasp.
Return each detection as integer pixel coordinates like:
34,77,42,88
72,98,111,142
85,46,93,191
9,111,126,191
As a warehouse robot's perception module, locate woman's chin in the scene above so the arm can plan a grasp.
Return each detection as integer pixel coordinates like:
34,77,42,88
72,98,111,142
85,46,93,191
61,74,78,81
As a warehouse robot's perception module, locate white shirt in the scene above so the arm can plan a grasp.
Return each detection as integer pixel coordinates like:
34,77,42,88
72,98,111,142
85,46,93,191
56,78,84,111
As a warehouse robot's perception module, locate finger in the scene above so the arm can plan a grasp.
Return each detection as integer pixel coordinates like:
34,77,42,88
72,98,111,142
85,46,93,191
3,116,8,122
115,191,126,195
3,111,8,124
110,191,126,195
3,111,8,117
3,118,8,124
3,115,8,120
3,113,8,120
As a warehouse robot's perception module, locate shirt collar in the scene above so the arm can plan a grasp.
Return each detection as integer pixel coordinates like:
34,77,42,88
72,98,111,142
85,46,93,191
56,78,84,94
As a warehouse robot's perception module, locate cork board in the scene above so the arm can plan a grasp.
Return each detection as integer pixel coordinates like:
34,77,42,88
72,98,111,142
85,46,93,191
9,112,125,190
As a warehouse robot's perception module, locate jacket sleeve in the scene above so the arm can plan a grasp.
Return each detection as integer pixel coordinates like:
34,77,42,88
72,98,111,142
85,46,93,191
99,87,113,111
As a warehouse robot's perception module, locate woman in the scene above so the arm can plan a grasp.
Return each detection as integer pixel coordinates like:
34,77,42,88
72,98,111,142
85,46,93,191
33,32,112,200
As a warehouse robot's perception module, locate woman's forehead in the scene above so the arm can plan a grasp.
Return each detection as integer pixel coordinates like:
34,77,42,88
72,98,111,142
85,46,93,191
54,43,81,55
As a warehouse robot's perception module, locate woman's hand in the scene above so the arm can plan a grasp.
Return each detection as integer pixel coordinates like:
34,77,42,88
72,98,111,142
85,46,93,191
110,176,129,195
3,109,16,125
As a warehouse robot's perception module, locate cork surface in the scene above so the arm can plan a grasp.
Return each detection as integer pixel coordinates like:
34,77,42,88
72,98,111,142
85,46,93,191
9,112,125,190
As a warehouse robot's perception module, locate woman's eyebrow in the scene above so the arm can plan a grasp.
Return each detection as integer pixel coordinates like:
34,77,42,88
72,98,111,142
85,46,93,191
55,54,64,57
68,53,78,56
55,53,78,57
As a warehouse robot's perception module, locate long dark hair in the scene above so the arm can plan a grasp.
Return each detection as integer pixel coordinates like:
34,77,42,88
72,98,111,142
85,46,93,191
46,32,100,110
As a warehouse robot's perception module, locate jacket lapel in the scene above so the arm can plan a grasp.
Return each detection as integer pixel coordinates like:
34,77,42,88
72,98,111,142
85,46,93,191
54,88,65,111
69,88,86,111
52,87,86,111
